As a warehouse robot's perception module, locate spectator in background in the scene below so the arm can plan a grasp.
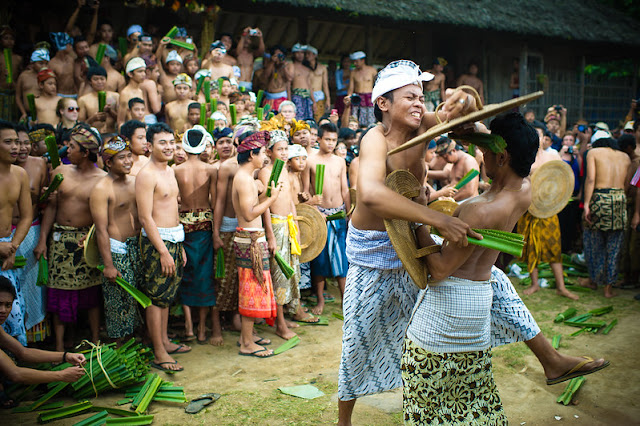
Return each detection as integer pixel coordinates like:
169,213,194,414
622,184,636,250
619,133,640,289
543,106,566,151
558,133,581,253
334,56,351,118
456,61,484,104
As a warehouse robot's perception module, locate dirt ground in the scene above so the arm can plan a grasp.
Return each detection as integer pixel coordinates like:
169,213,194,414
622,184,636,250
8,281,640,425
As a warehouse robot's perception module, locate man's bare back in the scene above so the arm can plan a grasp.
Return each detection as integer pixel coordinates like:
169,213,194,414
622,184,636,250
588,147,630,189
174,157,217,211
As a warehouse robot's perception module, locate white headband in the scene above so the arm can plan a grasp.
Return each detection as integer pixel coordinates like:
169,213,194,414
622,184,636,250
371,60,434,105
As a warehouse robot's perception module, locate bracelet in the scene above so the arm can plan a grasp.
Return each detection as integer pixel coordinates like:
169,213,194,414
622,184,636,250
63,351,68,363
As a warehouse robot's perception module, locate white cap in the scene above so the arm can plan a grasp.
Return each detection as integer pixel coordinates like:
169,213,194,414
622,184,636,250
211,111,227,122
230,78,238,86
291,43,305,53
591,129,611,144
350,51,366,60
305,45,318,55
372,60,434,105
288,144,307,159
182,125,210,155
125,57,146,74
166,50,183,64
194,69,211,81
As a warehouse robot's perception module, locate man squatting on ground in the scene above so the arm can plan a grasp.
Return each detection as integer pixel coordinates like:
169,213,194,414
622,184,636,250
337,61,608,426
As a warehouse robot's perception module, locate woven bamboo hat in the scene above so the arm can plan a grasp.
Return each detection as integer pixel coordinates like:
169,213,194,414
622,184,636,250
347,188,356,216
528,160,574,218
429,198,459,216
295,204,328,263
384,170,439,290
83,224,101,268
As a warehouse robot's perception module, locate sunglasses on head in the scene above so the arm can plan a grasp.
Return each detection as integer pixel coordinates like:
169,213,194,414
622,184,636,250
67,106,79,112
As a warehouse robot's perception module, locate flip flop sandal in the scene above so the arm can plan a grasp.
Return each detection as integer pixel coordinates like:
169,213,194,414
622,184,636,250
181,335,197,342
168,344,192,354
236,337,271,347
151,361,184,372
546,357,610,385
185,393,221,414
238,347,274,358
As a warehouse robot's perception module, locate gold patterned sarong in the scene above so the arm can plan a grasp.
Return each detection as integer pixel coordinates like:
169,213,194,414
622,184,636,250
179,208,213,233
517,211,561,273
589,188,627,232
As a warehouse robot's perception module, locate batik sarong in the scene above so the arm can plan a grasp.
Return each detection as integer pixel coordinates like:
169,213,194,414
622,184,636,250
102,236,142,338
233,228,276,319
180,209,215,307
517,211,562,273
48,224,102,290
139,225,184,308
299,262,311,290
353,92,375,127
14,220,46,330
292,88,313,120
0,235,26,346
310,205,348,278
402,339,507,425
589,188,627,232
216,216,239,311
313,90,326,123
424,89,441,112
270,214,301,308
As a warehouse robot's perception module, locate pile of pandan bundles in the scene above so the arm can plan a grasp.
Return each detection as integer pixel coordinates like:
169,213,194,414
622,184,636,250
515,254,590,293
9,339,187,424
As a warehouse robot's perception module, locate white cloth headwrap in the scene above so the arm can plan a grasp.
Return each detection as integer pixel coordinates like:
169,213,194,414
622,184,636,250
166,50,183,64
125,57,146,73
288,143,307,159
182,125,211,154
350,51,366,60
269,130,289,148
211,111,227,122
371,60,434,105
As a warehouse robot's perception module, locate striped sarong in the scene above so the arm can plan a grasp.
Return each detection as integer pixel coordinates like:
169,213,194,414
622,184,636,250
0,235,26,346
15,221,46,330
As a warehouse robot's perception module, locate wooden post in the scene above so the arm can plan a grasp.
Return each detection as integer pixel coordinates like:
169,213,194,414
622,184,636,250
366,23,373,63
579,55,585,120
519,45,528,97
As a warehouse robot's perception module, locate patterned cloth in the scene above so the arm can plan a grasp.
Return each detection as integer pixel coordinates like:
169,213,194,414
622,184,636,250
338,263,418,400
15,222,46,329
139,235,183,308
424,89,441,112
346,224,402,269
402,338,507,425
102,236,142,338
179,209,213,233
517,211,562,273
234,228,277,319
47,286,101,323
352,92,375,127
215,231,238,311
292,88,313,120
588,188,627,232
406,276,493,353
270,215,301,308
48,225,102,290
0,236,26,346
310,205,348,278
299,262,311,290
180,229,216,307
584,228,624,287
264,90,288,112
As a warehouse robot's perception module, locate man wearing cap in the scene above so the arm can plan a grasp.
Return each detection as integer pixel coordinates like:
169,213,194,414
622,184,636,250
173,126,221,345
306,45,330,123
346,51,377,127
126,25,143,54
136,123,189,371
435,137,480,201
424,57,447,112
90,136,142,342
78,66,120,134
260,45,293,112
34,125,106,352
48,33,77,98
165,73,193,132
157,36,184,104
34,68,62,127
123,33,154,69
203,41,234,81
290,44,314,121
117,57,147,129
16,49,50,121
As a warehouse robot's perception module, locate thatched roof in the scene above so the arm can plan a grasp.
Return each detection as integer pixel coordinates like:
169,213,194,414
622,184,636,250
247,0,640,45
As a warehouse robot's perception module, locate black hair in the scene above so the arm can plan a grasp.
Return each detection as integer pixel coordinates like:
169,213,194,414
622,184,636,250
15,123,28,134
318,122,338,138
120,120,146,140
60,128,72,144
87,66,107,81
373,91,395,123
0,276,16,301
188,102,201,111
338,127,356,140
307,120,318,130
489,112,538,178
73,36,87,47
530,120,547,131
618,133,636,152
31,123,55,133
219,76,230,83
633,120,640,133
237,147,261,164
128,97,145,110
98,20,113,29
592,137,618,150
269,45,287,56
0,119,15,132
146,122,174,143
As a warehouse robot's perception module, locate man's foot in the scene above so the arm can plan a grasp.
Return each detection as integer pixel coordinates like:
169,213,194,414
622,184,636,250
165,342,191,354
545,356,609,385
182,334,197,342
311,300,325,315
239,344,274,357
292,312,319,323
0,391,17,409
209,336,224,346
556,288,579,300
152,354,183,371
577,277,597,290
604,285,617,298
197,324,207,342
276,327,297,341
523,284,540,296
285,320,300,328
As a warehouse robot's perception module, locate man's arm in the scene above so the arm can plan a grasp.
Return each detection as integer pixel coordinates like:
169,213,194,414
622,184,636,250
235,176,280,222
11,168,33,249
322,66,330,107
340,158,350,214
631,188,640,230
116,93,128,129
583,150,596,224
347,73,354,96
212,163,230,250
33,174,59,260
65,0,84,35
90,181,118,281
302,156,312,194
141,80,162,114
86,1,99,45
15,74,27,119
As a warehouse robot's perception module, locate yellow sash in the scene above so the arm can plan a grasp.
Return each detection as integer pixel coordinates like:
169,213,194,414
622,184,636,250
271,213,301,256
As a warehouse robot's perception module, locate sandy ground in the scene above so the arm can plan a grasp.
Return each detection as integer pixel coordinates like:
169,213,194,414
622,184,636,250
8,284,640,425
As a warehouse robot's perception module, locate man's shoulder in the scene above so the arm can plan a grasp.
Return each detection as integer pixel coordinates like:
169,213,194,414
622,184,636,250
10,164,28,179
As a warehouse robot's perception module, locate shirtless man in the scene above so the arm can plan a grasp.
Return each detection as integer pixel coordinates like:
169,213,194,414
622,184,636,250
164,73,193,132
34,69,62,127
260,46,293,111
78,66,119,134
16,49,49,121
117,58,147,128
306,45,330,122
582,138,631,298
127,98,146,124
517,131,578,300
303,123,350,314
456,62,485,105
123,33,154,70
89,21,114,58
290,119,313,156
212,127,235,167
34,125,106,352
135,123,189,372
290,44,314,120
120,120,149,176
232,130,282,357
219,33,237,67
236,27,265,91
173,127,221,345
90,136,141,342
156,38,184,104
424,57,447,112
0,27,22,101
73,37,94,97
100,50,126,93
435,137,479,201
346,51,377,127
47,33,77,97
203,41,234,81
0,121,32,345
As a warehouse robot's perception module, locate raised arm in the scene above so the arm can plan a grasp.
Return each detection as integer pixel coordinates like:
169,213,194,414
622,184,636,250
86,1,100,45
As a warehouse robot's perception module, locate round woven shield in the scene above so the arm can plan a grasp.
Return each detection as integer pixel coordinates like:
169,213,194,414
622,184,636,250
83,224,101,268
295,204,328,263
383,170,433,289
528,160,574,218
429,199,459,217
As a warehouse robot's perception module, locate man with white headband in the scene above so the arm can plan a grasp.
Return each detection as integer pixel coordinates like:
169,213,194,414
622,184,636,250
305,45,330,123
338,60,609,425
346,51,377,127
204,40,234,81
157,34,185,104
117,57,147,129
174,126,221,345
16,49,50,121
